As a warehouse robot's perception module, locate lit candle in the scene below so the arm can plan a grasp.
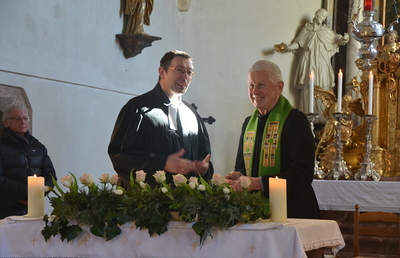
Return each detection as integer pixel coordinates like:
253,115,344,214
368,71,374,115
269,177,287,222
27,175,45,217
309,71,314,113
364,0,374,11
337,70,343,113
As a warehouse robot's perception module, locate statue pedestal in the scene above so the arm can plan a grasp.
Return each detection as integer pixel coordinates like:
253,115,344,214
116,33,161,58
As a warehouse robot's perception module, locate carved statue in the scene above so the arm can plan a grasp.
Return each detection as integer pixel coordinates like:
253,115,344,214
378,30,400,54
314,86,364,172
124,0,154,34
275,8,349,123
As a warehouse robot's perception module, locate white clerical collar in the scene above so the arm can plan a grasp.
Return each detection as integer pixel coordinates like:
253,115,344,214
168,99,182,130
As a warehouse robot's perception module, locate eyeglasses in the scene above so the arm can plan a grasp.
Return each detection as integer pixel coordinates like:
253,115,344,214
168,67,195,77
6,117,30,122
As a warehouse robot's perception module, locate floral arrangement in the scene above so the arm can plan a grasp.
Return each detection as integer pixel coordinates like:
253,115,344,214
42,171,270,245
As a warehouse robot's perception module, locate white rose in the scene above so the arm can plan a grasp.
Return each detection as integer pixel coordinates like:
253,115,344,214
79,173,95,185
188,177,198,186
42,186,50,192
62,180,71,188
61,175,73,187
223,187,230,194
135,170,147,183
173,174,187,186
99,173,110,183
197,184,206,191
211,174,224,186
109,174,119,185
153,170,166,183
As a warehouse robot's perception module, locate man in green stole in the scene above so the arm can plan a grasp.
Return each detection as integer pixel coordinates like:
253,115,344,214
225,60,320,219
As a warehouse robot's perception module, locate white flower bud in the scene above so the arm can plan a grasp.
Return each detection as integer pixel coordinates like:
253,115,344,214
188,182,196,189
113,189,123,195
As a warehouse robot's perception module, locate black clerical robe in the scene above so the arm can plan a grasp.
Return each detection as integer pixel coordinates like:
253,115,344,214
235,109,320,219
108,83,213,187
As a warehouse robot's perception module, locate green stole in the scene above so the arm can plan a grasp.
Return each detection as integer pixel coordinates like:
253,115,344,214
243,96,293,177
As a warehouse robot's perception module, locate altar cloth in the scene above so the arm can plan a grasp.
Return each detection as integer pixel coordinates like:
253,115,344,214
0,218,344,258
312,180,400,213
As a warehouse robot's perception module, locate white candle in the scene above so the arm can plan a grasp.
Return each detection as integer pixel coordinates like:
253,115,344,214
368,71,374,115
269,177,287,222
27,175,45,217
337,70,343,113
309,71,314,113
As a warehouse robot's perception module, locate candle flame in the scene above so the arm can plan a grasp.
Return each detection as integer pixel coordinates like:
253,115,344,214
34,174,37,177
339,69,342,74
275,176,278,179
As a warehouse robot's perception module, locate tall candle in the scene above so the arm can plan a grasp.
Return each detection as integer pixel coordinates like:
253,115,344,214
27,175,45,217
269,177,287,222
368,71,374,115
309,71,314,113
364,0,374,11
337,70,343,113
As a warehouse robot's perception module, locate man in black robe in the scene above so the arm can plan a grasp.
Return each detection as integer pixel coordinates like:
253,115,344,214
108,50,213,187
225,60,320,219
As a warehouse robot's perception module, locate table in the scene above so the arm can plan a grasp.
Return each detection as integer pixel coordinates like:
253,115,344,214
0,217,344,258
312,180,400,212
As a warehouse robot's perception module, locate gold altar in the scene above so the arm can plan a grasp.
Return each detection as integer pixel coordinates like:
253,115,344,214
316,47,400,178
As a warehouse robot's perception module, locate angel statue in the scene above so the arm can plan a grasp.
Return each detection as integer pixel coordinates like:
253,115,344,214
124,0,154,34
314,86,364,172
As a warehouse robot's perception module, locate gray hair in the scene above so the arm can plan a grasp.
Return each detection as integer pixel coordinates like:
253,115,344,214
249,60,283,84
2,106,28,122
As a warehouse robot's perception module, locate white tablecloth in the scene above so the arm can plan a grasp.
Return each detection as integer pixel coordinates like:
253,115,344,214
312,180,400,213
0,217,344,258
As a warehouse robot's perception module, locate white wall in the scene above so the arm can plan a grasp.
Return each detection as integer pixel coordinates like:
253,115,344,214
0,0,322,212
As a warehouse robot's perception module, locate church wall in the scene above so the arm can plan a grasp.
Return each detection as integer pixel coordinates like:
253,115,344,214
0,0,322,211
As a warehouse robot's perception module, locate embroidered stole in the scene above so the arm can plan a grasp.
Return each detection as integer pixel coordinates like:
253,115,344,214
243,96,293,177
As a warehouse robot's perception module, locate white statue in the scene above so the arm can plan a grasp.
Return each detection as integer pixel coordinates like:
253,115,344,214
275,8,349,123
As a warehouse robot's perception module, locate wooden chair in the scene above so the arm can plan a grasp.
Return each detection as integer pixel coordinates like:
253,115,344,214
353,204,400,257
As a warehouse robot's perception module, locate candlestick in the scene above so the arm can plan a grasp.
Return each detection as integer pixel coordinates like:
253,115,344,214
27,175,45,217
309,71,314,113
368,71,373,115
364,0,374,11
337,70,343,113
269,177,287,222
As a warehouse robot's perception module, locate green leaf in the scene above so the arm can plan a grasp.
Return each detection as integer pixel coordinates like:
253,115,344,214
51,174,65,196
66,225,83,242
90,224,104,238
105,224,122,241
68,172,79,195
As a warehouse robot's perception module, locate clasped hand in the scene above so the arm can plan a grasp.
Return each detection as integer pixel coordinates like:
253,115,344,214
224,171,262,192
165,149,211,176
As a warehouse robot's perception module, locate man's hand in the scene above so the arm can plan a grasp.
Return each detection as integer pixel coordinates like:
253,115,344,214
225,173,262,192
164,149,194,175
192,154,211,176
